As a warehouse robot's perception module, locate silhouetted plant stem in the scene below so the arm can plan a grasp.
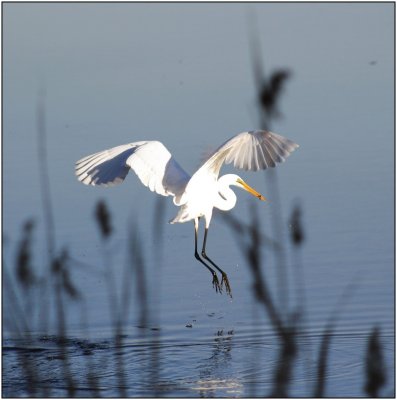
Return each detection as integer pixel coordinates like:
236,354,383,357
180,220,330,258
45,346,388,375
289,202,313,391
95,200,120,328
248,16,292,320
247,207,286,337
13,220,37,332
226,204,303,396
364,326,386,397
314,278,359,397
3,260,29,335
37,89,56,259
37,87,55,333
128,222,149,329
52,250,79,396
247,7,268,131
94,200,127,397
149,197,166,396
270,326,297,397
265,170,289,317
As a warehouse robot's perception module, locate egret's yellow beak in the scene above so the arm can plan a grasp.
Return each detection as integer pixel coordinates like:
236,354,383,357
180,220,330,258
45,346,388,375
237,178,266,201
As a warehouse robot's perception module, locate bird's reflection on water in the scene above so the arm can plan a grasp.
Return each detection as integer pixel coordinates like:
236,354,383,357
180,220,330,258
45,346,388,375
193,331,243,397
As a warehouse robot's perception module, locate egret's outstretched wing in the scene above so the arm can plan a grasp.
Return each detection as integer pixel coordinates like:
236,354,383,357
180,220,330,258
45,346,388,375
197,130,299,178
75,141,190,199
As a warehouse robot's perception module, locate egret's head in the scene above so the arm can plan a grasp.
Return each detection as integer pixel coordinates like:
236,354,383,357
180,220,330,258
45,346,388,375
234,175,266,201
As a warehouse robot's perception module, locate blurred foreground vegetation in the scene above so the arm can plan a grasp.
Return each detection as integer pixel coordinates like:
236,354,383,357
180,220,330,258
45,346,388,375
2,24,391,397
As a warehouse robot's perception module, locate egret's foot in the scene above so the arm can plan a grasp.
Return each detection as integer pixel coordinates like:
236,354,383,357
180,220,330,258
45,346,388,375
212,273,222,294
221,273,232,298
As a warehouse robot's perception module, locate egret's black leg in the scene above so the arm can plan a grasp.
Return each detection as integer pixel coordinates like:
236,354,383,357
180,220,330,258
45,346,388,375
194,219,221,293
201,227,232,297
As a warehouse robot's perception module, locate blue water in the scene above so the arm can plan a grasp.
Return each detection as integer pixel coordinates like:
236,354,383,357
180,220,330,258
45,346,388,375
3,3,394,397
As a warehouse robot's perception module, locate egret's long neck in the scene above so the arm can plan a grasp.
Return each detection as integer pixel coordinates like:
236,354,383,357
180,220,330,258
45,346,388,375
213,175,237,211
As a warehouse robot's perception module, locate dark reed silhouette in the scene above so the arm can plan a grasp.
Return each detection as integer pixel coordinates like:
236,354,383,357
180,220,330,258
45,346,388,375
364,327,387,397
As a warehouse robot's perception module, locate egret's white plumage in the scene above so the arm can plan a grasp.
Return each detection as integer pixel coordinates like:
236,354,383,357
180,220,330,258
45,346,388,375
75,141,190,202
75,130,299,296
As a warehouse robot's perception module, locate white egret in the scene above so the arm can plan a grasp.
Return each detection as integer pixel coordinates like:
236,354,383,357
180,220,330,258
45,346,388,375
75,130,299,296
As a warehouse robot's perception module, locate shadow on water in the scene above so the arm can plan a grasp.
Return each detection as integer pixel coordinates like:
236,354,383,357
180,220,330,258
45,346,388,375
2,22,392,400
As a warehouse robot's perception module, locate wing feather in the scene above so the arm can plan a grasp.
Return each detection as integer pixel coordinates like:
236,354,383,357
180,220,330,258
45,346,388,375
75,141,190,199
197,130,299,177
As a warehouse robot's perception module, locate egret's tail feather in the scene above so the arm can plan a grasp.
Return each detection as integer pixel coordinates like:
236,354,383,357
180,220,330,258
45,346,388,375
169,205,193,224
